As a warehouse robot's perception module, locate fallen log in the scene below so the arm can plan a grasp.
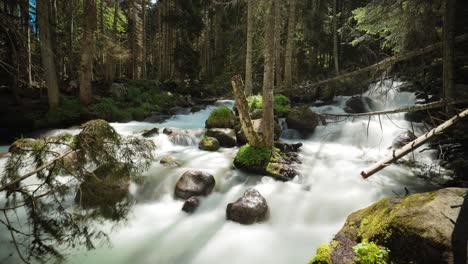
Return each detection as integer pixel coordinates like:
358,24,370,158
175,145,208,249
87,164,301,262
277,33,468,93
322,99,468,118
361,108,468,179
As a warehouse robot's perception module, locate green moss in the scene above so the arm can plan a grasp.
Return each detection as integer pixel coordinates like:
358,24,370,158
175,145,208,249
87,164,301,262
352,240,389,264
234,144,272,171
206,106,236,128
248,95,292,117
199,136,220,151
308,243,332,264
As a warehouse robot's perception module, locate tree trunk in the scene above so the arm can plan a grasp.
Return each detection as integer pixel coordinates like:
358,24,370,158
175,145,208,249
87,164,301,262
231,75,262,147
332,0,340,75
37,0,60,109
284,0,297,89
67,0,74,80
79,0,97,106
262,0,276,148
141,0,147,79
274,0,282,87
361,108,468,179
443,0,456,114
244,0,255,96
19,0,32,87
104,0,119,85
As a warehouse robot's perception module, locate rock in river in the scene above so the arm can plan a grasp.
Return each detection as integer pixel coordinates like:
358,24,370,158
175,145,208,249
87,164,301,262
226,189,268,224
175,171,216,199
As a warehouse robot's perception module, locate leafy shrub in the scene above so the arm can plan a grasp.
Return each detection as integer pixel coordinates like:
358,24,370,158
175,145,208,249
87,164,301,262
206,106,236,128
248,95,291,117
37,97,89,128
352,240,389,264
91,98,131,122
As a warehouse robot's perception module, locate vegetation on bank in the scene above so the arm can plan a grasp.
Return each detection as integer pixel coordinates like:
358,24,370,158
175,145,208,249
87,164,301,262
248,95,292,117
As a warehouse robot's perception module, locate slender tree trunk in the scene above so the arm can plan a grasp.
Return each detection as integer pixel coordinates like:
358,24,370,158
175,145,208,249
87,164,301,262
67,0,74,80
104,0,119,85
37,0,60,109
443,0,456,114
141,0,147,79
232,75,262,147
262,0,276,148
19,0,32,87
274,0,282,87
244,0,255,96
284,0,297,89
332,0,340,75
79,0,97,106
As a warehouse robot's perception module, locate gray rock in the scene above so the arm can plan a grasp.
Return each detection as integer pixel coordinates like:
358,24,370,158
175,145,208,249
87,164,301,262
160,156,181,167
392,130,417,149
199,136,220,151
142,128,159,137
182,196,200,213
175,171,216,199
205,128,237,148
226,189,268,224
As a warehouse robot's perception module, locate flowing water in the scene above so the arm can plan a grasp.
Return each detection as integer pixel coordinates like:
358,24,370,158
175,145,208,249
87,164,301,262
0,81,447,264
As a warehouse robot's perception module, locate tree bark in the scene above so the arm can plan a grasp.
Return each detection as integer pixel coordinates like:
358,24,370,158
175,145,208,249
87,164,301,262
274,0,282,87
37,0,60,109
262,0,276,148
79,0,97,106
104,0,119,85
231,75,262,147
361,108,468,179
283,0,296,89
443,0,456,114
332,0,340,75
244,0,255,96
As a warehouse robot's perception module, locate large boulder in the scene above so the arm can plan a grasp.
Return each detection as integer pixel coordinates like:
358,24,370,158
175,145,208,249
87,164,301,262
199,136,220,151
175,171,216,199
344,96,375,114
205,128,237,148
391,130,417,149
226,189,268,224
311,188,468,264
205,106,237,129
142,127,159,137
286,106,319,136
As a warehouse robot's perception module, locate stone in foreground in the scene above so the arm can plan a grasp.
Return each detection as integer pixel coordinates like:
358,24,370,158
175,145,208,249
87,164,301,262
226,189,268,224
175,170,215,199
182,196,200,213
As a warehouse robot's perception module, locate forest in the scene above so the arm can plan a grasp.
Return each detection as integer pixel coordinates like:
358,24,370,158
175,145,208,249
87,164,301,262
0,0,467,263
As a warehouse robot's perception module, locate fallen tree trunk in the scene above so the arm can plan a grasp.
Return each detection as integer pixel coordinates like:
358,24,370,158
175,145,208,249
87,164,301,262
361,108,468,179
278,33,468,93
231,75,262,147
322,99,468,118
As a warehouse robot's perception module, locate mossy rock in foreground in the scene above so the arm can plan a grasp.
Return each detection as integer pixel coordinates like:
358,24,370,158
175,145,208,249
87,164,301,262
199,136,220,151
315,188,468,264
233,144,298,181
206,106,237,129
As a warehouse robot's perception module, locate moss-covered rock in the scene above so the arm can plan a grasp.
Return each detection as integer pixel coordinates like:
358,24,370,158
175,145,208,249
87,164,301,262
233,144,298,181
199,136,220,151
322,188,468,264
205,128,237,148
205,106,237,128
248,95,292,117
308,243,332,264
286,106,319,136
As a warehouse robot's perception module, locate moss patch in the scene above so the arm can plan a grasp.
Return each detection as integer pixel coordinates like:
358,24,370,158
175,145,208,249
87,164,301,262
247,95,292,117
234,144,272,172
308,243,332,264
352,240,389,264
206,106,236,128
199,136,220,151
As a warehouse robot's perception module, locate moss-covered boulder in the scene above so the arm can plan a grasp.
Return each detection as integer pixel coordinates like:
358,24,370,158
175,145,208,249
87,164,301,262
308,243,333,264
199,136,220,151
205,128,237,148
248,95,292,118
286,106,319,136
233,144,298,181
205,106,237,128
315,188,468,264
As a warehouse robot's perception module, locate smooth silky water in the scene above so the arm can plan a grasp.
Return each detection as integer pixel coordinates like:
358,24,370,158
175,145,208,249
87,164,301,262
0,81,443,264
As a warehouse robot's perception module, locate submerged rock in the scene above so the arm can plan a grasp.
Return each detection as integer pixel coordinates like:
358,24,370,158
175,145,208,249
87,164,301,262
199,136,220,151
391,130,417,149
286,106,319,136
226,189,268,224
317,188,468,264
160,155,181,167
175,171,216,199
142,127,159,137
182,196,200,213
205,128,237,148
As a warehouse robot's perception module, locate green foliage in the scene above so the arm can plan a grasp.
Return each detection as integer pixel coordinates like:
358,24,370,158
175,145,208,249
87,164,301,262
248,95,292,117
353,240,389,264
91,98,132,121
37,97,89,128
206,106,236,128
234,144,272,170
308,243,332,264
199,136,220,151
